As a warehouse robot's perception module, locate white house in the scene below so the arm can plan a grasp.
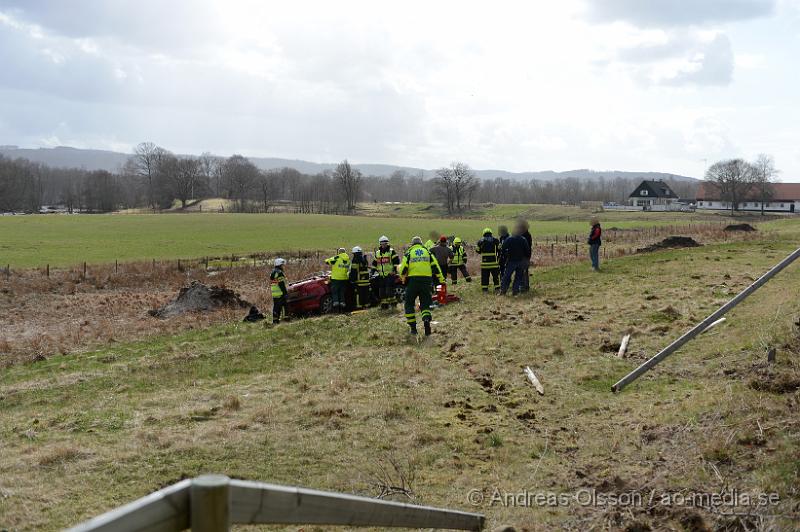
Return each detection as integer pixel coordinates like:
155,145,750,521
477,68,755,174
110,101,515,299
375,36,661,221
628,180,679,209
696,182,800,213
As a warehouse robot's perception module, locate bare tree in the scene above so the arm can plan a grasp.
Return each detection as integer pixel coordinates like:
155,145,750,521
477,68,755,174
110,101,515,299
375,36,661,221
751,153,778,215
434,162,477,214
159,156,201,208
434,166,456,214
198,152,220,197
221,154,259,212
704,159,755,213
131,142,167,209
333,160,362,211
451,162,477,211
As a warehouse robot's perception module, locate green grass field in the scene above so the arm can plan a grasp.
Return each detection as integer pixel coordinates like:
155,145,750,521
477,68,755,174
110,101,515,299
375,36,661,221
2,223,799,530
0,206,736,268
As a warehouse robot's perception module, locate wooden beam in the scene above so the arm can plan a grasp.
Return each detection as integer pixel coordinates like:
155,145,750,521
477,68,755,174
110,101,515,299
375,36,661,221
617,334,631,358
228,480,484,531
67,480,191,532
523,366,544,395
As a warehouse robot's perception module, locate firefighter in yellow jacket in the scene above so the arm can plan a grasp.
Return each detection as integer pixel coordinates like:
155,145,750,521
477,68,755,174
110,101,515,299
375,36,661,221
270,257,288,323
399,236,445,336
325,247,350,312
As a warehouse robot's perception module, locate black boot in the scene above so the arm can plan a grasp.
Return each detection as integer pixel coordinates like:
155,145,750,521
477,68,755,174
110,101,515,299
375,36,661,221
409,324,418,336
423,320,432,336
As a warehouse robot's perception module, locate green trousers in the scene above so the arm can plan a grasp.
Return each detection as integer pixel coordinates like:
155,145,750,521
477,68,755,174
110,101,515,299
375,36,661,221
404,276,432,326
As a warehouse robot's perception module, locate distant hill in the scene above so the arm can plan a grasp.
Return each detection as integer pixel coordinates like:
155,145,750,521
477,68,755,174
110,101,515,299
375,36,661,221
0,145,697,182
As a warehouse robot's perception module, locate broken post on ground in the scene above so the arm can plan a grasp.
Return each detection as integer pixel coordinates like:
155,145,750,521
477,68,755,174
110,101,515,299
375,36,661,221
524,366,544,395
617,334,631,358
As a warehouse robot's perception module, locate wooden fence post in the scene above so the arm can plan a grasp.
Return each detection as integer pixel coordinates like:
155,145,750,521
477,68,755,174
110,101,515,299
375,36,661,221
191,475,230,532
46,264,50,278
83,262,87,279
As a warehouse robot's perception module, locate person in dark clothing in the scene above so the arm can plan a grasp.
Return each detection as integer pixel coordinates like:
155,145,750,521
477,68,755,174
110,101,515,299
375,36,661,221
588,217,602,271
500,226,531,295
270,258,288,323
349,246,371,308
476,228,501,292
518,219,532,292
430,236,453,293
497,225,509,278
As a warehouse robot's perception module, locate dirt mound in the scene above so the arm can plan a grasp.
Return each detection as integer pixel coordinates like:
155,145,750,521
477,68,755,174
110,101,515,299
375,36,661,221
149,281,249,318
724,223,756,232
637,236,700,253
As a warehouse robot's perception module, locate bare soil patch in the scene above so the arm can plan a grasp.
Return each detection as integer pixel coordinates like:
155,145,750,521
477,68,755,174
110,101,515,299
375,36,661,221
637,236,701,253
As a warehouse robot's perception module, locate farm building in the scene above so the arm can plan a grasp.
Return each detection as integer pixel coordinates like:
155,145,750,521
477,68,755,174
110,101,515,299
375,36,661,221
696,182,800,212
628,180,679,209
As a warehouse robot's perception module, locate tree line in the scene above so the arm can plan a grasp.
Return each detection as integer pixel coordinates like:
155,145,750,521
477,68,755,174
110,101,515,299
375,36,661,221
1,141,701,214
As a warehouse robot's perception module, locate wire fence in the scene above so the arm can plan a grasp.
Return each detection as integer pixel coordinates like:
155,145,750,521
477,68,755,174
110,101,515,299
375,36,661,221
0,221,760,284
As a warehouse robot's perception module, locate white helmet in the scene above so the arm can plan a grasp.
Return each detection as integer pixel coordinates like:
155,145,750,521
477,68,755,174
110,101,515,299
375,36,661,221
274,258,286,266
378,235,389,244
352,246,362,253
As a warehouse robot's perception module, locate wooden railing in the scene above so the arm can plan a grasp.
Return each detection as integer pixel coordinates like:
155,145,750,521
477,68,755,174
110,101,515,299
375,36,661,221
67,475,485,532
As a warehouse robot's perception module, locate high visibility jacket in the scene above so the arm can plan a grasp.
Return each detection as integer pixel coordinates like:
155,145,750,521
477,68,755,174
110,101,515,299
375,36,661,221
325,252,351,281
372,247,399,276
400,244,445,283
270,267,287,298
476,236,500,269
349,255,371,286
451,245,467,266
424,239,435,250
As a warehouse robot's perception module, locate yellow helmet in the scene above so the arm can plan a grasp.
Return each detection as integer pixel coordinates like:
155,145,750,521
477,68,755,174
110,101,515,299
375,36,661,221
483,227,492,235
453,237,462,244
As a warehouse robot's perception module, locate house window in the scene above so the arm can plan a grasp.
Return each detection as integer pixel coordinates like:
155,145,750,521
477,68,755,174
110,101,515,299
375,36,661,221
641,189,648,196
781,203,785,208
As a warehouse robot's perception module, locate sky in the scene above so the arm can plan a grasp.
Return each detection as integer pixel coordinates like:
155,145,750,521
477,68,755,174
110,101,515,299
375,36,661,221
0,0,798,178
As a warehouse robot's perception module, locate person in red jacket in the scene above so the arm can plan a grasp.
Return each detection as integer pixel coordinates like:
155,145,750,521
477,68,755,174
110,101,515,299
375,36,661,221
587,217,602,271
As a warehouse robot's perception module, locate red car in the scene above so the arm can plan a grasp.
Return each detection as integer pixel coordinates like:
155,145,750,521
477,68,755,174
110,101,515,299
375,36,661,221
286,272,405,315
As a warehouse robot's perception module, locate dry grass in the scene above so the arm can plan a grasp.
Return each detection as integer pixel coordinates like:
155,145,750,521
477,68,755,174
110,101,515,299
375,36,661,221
1,222,798,531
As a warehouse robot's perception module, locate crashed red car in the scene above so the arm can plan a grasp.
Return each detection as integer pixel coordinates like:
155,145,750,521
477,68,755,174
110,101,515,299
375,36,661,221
286,272,405,315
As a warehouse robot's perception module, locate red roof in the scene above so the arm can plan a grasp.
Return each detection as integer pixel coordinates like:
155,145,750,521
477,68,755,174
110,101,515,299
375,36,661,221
696,181,800,201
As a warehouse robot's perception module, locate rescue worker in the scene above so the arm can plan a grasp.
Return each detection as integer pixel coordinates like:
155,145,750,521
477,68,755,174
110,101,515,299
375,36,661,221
476,228,501,293
449,237,472,284
399,236,446,336
325,247,350,312
372,235,400,309
424,238,435,251
270,257,288,324
588,217,602,271
349,246,371,308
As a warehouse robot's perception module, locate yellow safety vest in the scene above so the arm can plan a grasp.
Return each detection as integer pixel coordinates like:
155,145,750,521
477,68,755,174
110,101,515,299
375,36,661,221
373,248,398,276
451,245,466,266
400,245,445,283
270,268,286,298
325,252,351,281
